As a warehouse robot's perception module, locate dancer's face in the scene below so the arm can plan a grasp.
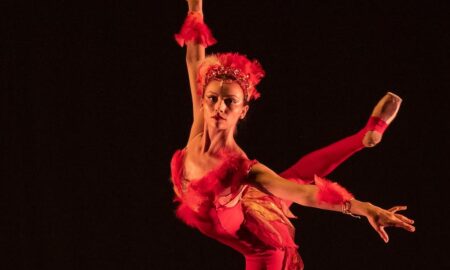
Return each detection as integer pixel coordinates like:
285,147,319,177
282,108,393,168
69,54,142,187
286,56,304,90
202,80,249,131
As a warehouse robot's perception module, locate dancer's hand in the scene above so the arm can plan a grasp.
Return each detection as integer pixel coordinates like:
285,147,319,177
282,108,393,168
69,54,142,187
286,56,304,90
365,204,415,243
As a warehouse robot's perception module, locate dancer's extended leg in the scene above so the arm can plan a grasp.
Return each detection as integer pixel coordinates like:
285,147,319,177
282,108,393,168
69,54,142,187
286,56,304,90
279,92,402,183
279,126,366,182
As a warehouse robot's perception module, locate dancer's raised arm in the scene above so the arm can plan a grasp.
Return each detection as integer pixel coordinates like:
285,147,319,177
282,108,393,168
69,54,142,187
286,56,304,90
249,162,415,243
175,0,217,142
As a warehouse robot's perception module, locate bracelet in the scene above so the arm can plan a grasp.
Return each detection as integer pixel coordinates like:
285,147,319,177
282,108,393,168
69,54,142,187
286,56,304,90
188,10,203,17
342,199,361,219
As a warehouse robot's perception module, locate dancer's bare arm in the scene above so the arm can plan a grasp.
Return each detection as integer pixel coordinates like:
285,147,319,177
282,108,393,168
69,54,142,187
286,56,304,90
185,0,206,142
249,163,415,243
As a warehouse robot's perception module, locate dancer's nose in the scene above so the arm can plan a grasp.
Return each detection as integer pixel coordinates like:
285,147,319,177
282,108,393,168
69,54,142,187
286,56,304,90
215,98,226,113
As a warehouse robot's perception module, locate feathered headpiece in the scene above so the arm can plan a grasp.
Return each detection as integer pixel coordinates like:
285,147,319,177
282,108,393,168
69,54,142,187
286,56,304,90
197,52,265,102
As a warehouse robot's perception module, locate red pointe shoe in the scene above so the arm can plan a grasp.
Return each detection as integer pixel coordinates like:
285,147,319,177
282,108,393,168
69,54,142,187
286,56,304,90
362,92,402,147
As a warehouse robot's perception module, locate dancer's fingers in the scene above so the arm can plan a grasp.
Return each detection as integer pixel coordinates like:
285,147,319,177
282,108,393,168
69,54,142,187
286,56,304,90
394,213,414,225
384,215,415,232
378,226,389,243
392,219,416,232
388,205,407,213
369,218,389,243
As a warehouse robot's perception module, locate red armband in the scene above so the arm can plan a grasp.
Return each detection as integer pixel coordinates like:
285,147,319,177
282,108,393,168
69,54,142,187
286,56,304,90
314,175,354,205
174,12,217,47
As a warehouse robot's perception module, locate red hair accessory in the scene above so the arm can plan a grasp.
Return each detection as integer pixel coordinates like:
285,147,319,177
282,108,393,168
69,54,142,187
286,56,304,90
174,12,217,48
198,53,265,102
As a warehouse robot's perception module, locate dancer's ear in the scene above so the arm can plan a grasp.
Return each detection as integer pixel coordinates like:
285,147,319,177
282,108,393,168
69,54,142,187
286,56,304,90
240,105,249,119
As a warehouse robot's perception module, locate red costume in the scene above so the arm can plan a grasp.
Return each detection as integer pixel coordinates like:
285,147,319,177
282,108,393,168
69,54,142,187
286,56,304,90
170,116,387,270
171,12,390,270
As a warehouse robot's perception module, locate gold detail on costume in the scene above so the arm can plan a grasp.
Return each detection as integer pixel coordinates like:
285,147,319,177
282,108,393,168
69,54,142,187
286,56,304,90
243,187,295,224
217,185,249,207
241,186,296,246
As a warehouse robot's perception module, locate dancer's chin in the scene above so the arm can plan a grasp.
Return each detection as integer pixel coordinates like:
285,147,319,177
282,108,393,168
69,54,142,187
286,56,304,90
209,122,227,131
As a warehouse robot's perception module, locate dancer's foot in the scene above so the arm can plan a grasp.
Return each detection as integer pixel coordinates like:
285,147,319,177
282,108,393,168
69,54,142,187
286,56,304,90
362,92,402,147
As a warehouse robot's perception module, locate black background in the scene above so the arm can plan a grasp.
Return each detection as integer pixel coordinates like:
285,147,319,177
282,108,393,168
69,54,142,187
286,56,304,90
3,1,449,269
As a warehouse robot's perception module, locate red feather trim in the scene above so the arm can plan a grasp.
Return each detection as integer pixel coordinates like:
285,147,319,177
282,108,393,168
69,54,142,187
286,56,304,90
314,175,354,205
174,13,217,48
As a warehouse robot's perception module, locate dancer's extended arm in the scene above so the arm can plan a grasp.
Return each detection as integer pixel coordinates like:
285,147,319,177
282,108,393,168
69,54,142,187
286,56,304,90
250,162,415,243
175,0,214,143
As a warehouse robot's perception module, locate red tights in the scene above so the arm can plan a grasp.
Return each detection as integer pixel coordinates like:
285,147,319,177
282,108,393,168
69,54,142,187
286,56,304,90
280,117,386,182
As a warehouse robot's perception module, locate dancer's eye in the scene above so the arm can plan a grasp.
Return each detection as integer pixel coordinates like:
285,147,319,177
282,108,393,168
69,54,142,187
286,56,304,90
224,99,233,106
207,96,218,103
224,98,239,106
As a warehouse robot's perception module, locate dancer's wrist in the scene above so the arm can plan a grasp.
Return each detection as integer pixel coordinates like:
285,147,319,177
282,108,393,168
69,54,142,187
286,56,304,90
187,0,202,14
345,199,374,218
187,10,203,18
175,0,216,48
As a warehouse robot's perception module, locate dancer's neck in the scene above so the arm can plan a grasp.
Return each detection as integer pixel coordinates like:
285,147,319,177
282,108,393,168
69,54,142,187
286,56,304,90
201,124,237,154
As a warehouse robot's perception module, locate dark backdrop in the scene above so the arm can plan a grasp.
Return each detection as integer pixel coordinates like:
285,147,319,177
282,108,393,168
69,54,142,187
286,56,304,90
3,1,449,269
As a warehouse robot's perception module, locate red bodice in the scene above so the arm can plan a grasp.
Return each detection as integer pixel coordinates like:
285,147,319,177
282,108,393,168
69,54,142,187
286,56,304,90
170,148,304,269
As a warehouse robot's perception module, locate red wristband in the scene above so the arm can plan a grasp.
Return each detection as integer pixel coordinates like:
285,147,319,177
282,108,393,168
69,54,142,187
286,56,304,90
174,12,217,47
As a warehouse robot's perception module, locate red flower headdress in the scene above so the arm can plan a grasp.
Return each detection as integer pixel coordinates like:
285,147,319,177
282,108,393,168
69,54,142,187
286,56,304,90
197,53,265,102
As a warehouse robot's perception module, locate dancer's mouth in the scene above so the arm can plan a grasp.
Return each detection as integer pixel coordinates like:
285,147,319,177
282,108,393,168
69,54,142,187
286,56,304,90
213,114,225,120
